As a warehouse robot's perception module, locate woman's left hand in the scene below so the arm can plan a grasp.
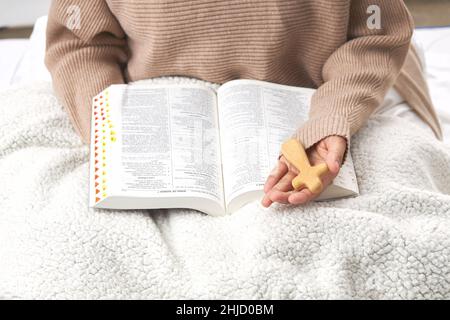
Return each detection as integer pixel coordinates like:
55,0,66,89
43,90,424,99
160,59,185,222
261,135,347,207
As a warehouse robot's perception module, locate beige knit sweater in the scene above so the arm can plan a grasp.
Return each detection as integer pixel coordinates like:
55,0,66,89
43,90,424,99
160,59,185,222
45,0,443,150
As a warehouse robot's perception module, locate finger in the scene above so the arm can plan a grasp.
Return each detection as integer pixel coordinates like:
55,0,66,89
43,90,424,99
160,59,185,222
272,171,297,192
325,136,347,165
269,189,294,204
320,171,336,187
324,137,346,176
261,194,273,208
264,161,288,193
268,172,297,204
288,188,312,205
326,157,340,177
288,169,336,205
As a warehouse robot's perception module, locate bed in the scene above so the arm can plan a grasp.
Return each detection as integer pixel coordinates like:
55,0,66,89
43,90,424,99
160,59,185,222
0,17,449,299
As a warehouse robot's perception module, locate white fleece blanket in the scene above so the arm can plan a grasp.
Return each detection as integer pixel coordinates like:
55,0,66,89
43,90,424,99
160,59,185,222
1,79,450,300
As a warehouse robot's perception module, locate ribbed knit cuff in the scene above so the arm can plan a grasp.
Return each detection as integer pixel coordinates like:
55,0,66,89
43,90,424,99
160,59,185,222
295,116,350,148
294,115,351,165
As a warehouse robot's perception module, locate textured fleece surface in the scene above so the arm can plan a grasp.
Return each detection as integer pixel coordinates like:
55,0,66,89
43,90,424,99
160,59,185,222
0,79,449,299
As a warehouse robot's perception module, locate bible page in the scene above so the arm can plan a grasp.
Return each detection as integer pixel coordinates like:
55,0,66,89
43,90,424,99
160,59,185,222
217,79,358,213
95,84,225,215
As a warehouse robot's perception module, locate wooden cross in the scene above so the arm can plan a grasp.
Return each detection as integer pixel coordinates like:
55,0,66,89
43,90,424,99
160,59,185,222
281,139,329,194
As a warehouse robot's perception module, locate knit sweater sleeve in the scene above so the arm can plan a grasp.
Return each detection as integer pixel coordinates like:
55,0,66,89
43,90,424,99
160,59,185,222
45,0,128,144
295,0,414,159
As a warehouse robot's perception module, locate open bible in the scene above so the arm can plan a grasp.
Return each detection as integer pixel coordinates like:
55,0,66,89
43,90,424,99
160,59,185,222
89,79,359,216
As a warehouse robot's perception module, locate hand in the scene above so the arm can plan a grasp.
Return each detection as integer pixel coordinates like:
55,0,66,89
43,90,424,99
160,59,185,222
261,135,347,207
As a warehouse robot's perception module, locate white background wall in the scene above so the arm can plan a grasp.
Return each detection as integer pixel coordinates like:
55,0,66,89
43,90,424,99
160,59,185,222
0,0,51,27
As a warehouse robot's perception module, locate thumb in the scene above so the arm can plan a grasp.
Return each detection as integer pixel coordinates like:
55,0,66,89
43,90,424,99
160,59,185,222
324,136,347,174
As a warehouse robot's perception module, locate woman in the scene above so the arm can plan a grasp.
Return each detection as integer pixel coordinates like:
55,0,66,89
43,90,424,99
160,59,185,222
45,0,442,207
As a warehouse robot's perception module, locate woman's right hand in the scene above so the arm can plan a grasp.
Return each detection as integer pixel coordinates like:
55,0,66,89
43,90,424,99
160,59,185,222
261,135,347,207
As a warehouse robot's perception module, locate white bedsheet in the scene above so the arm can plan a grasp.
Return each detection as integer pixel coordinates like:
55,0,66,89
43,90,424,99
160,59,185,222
0,16,50,87
414,27,450,140
0,39,29,87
